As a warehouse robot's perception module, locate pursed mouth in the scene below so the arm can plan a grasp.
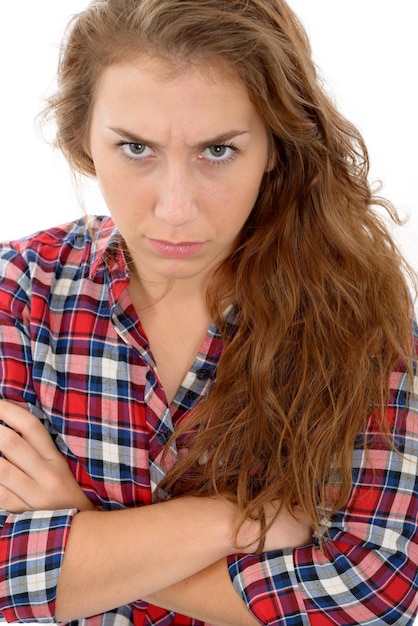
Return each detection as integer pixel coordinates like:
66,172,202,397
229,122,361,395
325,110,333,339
148,238,206,258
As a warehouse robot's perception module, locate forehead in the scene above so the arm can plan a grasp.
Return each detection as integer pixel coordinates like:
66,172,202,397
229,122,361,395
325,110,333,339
91,55,261,140
94,55,248,104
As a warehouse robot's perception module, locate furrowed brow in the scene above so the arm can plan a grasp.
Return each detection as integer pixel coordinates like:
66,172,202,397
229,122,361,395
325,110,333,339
108,127,250,148
194,130,250,147
109,127,157,146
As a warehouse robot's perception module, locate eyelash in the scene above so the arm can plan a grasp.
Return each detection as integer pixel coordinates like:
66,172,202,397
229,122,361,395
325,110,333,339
116,141,240,165
201,143,239,165
116,141,151,163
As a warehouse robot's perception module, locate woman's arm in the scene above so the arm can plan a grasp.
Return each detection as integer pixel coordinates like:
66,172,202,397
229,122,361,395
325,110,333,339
140,508,313,626
55,498,255,622
0,400,312,623
0,242,84,623
0,236,312,623
56,497,312,622
143,559,260,626
0,402,257,620
226,356,418,625
0,401,94,513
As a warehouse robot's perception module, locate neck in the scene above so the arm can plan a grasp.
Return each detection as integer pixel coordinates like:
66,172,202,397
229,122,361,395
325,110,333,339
129,268,211,312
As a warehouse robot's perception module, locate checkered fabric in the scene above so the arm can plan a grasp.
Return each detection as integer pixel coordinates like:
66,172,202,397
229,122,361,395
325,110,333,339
0,217,417,625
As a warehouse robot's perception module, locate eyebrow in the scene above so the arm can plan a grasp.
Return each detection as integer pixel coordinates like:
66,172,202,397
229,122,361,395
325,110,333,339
108,126,250,148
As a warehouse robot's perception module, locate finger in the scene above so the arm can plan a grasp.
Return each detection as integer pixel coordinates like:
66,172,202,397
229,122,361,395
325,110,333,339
0,485,31,514
0,424,54,484
0,456,32,511
0,400,59,460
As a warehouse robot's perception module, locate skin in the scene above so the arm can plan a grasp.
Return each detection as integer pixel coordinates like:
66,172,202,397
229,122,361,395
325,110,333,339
0,401,311,624
87,56,273,404
88,56,270,296
0,57,312,624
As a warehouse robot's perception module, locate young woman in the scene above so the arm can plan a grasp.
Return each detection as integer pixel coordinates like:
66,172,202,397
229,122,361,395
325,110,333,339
0,1,417,624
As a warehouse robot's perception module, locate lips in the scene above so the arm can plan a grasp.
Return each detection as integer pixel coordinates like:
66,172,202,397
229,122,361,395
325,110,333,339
148,238,206,259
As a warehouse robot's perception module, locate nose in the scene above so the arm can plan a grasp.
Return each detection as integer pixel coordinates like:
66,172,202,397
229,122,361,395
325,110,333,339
154,160,198,227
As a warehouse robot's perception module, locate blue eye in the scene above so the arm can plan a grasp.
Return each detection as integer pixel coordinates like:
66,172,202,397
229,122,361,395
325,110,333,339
117,142,153,160
202,143,238,163
209,145,229,157
127,143,147,155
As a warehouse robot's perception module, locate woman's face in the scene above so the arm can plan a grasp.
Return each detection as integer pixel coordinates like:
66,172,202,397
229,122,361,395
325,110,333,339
88,56,270,290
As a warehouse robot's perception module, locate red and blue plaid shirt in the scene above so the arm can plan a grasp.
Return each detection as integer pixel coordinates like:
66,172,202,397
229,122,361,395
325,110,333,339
0,217,417,625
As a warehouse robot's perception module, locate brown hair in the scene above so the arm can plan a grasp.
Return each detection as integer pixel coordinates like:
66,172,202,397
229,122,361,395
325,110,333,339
45,0,416,538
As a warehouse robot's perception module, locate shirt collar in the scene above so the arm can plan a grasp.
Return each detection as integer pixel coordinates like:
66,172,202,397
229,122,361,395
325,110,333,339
88,216,128,280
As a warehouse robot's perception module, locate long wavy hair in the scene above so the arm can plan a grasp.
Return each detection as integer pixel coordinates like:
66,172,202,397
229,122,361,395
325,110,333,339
45,0,416,538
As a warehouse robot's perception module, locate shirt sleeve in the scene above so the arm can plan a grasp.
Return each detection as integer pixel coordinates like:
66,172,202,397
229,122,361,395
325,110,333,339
228,350,418,625
0,242,78,623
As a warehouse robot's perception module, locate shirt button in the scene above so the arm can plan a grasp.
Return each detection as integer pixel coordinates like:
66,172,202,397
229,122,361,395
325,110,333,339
156,431,170,445
196,368,212,381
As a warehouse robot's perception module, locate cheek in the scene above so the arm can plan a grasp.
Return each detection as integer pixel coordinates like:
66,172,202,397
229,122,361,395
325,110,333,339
203,174,261,235
212,195,256,239
226,174,263,216
206,167,262,208
96,169,144,215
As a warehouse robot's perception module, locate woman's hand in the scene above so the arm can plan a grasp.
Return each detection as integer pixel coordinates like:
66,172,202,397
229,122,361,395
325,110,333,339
263,501,312,552
0,400,95,513
232,499,312,555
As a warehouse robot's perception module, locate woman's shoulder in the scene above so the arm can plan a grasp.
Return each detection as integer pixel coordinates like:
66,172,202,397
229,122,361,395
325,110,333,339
0,215,116,292
1,215,113,264
4,215,111,249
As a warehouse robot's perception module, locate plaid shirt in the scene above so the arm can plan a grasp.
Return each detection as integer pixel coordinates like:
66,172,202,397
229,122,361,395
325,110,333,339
0,216,417,625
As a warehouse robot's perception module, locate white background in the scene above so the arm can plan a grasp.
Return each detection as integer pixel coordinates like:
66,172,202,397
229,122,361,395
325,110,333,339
0,1,417,624
0,1,417,276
